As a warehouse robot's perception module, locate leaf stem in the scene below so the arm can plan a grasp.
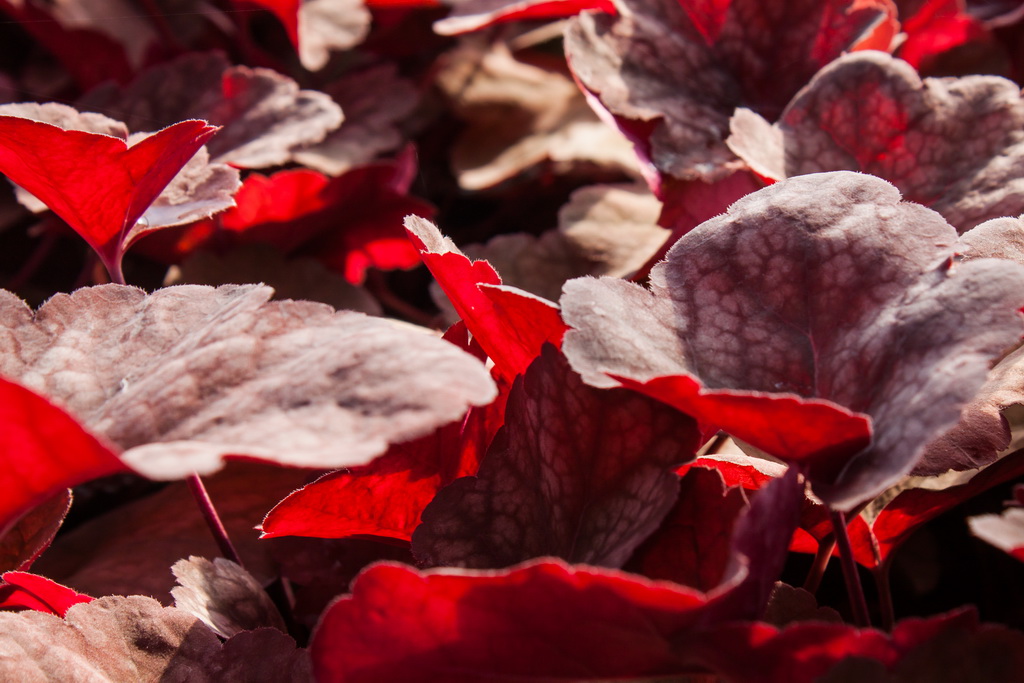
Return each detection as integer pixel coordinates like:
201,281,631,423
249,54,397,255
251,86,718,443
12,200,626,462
830,509,870,627
874,562,895,632
802,536,836,595
6,229,57,291
186,473,244,567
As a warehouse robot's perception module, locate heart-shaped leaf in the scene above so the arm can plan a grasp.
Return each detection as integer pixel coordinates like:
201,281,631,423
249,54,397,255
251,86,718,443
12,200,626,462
561,172,1024,510
0,109,220,281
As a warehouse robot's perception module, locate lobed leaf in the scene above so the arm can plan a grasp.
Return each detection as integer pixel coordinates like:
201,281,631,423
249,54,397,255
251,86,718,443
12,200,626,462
561,172,1024,509
0,284,496,479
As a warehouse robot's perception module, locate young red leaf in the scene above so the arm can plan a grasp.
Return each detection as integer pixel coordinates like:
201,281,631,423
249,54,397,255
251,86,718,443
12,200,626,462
561,172,1024,510
726,51,1024,232
406,216,568,381
0,284,496,479
311,560,710,682
412,344,702,569
434,0,615,35
564,0,898,183
260,380,508,542
627,467,748,591
0,376,126,542
0,572,92,616
77,52,344,168
0,109,220,281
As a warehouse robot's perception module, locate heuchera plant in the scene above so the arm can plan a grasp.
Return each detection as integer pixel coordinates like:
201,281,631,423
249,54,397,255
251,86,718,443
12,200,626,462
2,0,1024,680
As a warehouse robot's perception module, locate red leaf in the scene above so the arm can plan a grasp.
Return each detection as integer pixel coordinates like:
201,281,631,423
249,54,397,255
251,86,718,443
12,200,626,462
627,467,748,591
412,345,702,569
434,0,616,35
0,377,126,541
561,172,1024,510
311,560,710,682
406,216,568,381
693,608,1024,682
0,115,219,280
260,381,508,542
0,572,93,617
726,51,1024,232
614,374,871,468
146,158,430,283
564,0,898,182
235,0,301,46
898,0,990,70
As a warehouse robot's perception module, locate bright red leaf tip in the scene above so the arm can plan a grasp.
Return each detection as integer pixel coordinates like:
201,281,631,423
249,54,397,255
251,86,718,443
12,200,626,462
0,572,93,616
405,216,568,381
434,0,616,36
0,376,127,540
561,171,1024,510
0,112,219,282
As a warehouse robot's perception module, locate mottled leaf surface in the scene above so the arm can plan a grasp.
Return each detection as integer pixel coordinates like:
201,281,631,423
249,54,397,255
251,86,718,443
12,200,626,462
172,556,285,638
561,172,1024,509
565,0,897,182
0,284,496,479
0,595,310,681
727,51,1024,231
78,52,344,168
413,345,701,569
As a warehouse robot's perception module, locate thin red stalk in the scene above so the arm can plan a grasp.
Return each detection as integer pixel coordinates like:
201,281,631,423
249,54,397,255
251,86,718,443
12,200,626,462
6,229,57,291
830,509,871,627
802,536,836,595
186,473,245,567
874,561,896,632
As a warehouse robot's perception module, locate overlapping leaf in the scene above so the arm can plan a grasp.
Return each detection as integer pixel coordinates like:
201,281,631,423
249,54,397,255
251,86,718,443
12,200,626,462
260,369,508,542
0,284,496,479
406,216,568,381
0,595,310,681
727,51,1024,232
78,52,344,168
412,344,702,569
434,0,615,35
561,172,1024,510
0,104,226,280
564,0,897,184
